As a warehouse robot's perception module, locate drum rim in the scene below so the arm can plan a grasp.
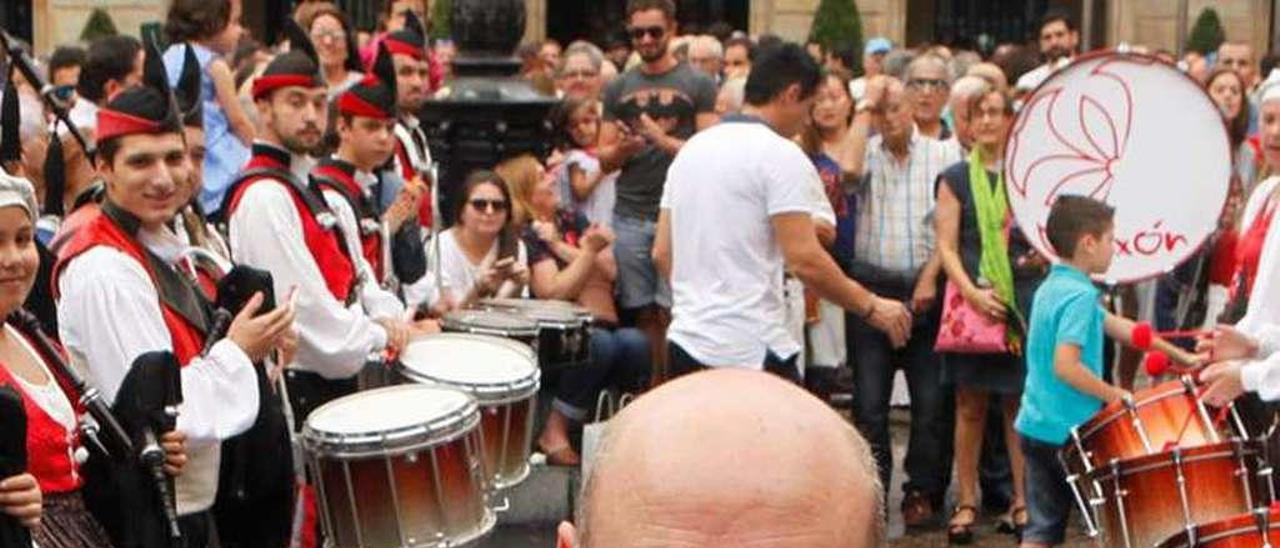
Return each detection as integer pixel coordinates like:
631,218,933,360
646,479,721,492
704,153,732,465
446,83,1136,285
1156,508,1280,547
398,333,541,401
1084,438,1259,481
1074,380,1195,441
442,310,540,336
302,386,482,455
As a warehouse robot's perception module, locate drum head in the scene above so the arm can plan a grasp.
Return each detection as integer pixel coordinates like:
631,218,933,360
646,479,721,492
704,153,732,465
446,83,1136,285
479,298,590,326
442,309,539,336
1005,52,1231,284
304,385,478,455
400,334,540,401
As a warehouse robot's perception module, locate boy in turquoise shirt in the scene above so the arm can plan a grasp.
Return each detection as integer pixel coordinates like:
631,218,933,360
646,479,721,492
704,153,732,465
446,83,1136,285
1016,196,1194,547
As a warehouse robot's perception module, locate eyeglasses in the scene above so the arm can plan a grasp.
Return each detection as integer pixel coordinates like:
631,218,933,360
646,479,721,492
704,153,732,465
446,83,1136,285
469,198,508,213
561,70,599,80
311,30,347,44
628,26,666,41
907,78,949,91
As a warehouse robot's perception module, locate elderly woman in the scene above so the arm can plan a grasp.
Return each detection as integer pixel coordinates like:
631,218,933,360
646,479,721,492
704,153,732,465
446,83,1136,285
556,41,607,102
935,85,1045,543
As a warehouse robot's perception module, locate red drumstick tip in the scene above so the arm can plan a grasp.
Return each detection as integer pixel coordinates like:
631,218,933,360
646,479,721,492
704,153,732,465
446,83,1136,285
1144,351,1170,376
1132,322,1154,351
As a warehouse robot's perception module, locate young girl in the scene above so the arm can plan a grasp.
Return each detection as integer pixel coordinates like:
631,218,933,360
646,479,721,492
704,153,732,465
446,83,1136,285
552,97,616,227
163,0,254,215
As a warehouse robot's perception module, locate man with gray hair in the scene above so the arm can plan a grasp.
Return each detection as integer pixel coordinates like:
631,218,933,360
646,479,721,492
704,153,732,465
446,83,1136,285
905,53,956,143
687,35,724,82
556,369,884,547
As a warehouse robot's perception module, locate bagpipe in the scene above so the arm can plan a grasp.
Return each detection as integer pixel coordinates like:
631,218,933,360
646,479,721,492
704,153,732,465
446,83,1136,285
8,310,185,548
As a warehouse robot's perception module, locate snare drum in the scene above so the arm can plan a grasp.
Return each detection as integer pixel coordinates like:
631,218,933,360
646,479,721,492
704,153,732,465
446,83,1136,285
399,334,540,489
441,309,539,349
1064,377,1238,476
1157,507,1280,547
1087,439,1262,548
478,299,591,368
302,385,495,547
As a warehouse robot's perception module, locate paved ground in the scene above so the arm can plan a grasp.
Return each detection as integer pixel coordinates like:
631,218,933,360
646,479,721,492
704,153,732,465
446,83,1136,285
471,407,1097,547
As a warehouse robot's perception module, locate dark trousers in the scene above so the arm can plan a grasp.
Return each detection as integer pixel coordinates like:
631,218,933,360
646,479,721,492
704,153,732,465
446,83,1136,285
178,511,218,547
846,283,953,503
667,341,801,384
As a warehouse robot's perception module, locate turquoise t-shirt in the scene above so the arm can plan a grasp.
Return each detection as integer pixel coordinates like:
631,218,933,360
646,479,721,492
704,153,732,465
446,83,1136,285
1015,264,1106,444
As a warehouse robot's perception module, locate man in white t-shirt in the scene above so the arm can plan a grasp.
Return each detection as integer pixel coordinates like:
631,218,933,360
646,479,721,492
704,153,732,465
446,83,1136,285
653,43,911,379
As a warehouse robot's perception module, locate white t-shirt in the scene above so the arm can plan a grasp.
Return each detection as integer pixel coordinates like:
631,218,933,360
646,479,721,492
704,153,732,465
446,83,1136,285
563,149,617,228
661,116,823,368
433,228,529,304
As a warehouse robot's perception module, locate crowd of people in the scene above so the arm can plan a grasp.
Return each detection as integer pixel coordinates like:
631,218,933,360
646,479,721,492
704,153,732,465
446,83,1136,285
0,0,1277,546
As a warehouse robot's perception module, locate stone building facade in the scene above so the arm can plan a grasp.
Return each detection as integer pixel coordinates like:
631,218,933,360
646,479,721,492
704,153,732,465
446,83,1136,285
25,0,1278,60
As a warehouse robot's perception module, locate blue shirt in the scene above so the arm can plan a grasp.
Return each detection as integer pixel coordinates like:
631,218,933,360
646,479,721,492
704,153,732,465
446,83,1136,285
1016,264,1106,444
163,43,250,214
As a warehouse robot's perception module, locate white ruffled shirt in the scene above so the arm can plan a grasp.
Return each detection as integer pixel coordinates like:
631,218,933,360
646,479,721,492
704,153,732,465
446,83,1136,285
1233,176,1280,398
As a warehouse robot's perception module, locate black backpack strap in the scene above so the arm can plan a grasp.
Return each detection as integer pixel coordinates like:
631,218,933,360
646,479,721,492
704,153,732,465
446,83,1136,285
311,175,380,236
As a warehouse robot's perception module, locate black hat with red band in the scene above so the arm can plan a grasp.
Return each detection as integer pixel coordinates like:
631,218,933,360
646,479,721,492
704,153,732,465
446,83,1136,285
96,37,182,144
337,42,398,120
252,19,325,101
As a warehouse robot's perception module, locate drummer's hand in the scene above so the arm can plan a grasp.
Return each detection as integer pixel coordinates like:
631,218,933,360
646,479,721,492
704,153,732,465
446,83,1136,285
1105,387,1132,404
227,293,296,363
0,473,41,528
160,430,188,477
1196,325,1259,362
410,318,441,339
1200,360,1247,407
376,318,413,352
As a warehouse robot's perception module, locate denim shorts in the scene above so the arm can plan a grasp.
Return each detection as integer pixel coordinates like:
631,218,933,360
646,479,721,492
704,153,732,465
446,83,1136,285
613,215,671,310
1021,435,1074,545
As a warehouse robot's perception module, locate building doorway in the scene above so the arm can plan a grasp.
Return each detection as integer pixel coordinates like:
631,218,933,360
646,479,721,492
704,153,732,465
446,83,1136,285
546,0,748,47
906,0,1101,52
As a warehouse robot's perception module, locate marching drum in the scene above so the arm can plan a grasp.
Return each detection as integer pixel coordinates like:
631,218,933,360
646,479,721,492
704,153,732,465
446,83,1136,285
1158,507,1280,547
441,309,540,350
302,385,495,548
398,333,541,489
1063,377,1242,476
1087,439,1264,548
478,298,592,369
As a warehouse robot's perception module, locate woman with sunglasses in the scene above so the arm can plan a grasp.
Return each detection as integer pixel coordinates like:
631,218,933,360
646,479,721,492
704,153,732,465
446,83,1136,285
433,171,529,308
0,171,187,547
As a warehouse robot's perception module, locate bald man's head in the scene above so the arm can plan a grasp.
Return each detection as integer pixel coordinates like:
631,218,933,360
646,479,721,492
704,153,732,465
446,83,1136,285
559,369,883,548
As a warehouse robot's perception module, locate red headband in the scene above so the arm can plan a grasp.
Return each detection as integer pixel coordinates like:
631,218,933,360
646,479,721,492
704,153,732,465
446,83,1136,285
384,38,426,61
97,108,167,143
252,74,324,100
337,92,392,119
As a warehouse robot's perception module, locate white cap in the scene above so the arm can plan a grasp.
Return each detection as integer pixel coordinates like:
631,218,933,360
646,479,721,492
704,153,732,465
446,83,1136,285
0,169,38,222
1262,82,1280,106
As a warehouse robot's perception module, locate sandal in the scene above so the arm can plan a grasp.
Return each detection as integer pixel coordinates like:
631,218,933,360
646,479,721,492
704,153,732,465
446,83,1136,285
947,505,978,545
996,505,1028,535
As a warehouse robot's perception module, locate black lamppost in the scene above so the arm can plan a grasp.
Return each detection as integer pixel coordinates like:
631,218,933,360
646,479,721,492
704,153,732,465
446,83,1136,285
420,0,558,226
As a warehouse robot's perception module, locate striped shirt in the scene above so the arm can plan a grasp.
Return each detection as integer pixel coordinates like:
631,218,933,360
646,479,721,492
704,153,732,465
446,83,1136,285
854,129,962,274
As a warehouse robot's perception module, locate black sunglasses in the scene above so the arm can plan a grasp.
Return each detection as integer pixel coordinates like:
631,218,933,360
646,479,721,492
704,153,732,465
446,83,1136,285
469,198,509,213
628,26,666,41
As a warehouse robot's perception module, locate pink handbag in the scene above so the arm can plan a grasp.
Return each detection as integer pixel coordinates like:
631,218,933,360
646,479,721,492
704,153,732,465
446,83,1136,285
934,280,1008,354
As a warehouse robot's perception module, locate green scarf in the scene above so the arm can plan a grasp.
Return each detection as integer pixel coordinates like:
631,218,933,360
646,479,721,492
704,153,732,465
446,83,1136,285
968,146,1025,346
